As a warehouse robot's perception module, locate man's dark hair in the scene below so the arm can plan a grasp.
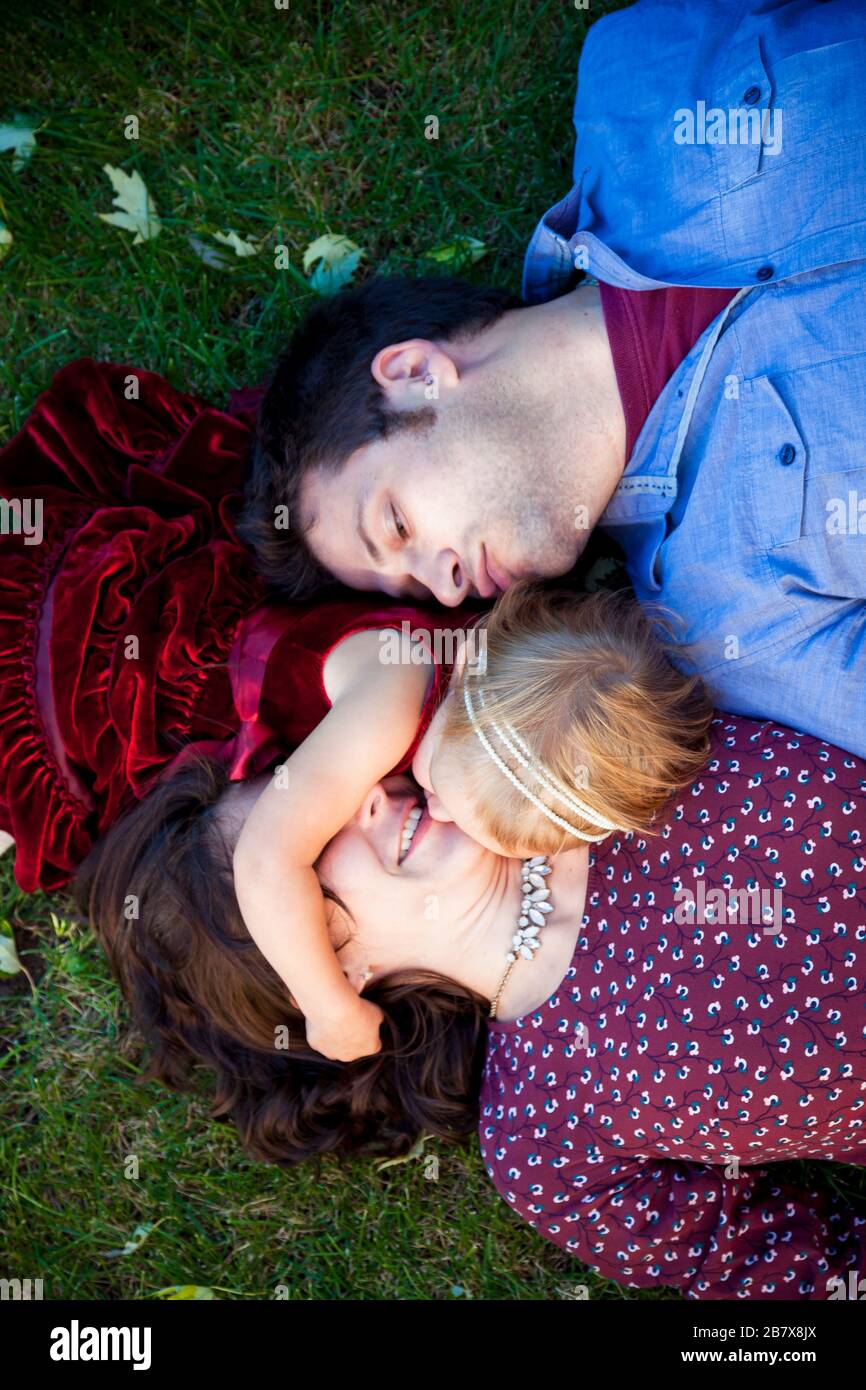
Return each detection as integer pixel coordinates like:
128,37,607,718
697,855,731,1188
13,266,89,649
237,275,522,599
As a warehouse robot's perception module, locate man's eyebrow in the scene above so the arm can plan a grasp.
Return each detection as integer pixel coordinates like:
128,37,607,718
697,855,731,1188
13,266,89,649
355,488,382,566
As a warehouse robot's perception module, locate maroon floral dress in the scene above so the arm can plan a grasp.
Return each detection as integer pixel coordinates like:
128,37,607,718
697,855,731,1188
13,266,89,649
479,717,866,1299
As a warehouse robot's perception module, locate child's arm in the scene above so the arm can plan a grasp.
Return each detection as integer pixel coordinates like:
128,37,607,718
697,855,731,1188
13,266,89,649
233,627,434,1062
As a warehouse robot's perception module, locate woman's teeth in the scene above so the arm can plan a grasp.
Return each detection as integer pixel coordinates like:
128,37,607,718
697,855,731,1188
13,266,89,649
398,805,423,864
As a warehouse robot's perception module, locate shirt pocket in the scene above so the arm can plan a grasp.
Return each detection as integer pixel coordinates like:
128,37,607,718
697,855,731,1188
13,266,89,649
713,35,866,194
710,37,776,193
747,375,807,547
748,373,866,611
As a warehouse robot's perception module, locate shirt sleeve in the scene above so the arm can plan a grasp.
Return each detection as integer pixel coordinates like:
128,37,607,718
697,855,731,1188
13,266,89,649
488,1142,866,1299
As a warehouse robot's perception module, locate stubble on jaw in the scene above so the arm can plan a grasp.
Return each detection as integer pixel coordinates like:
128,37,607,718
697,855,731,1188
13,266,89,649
446,373,587,580
473,282,625,568
301,352,591,587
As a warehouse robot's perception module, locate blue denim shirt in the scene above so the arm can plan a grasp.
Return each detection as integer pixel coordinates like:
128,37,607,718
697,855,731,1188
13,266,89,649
524,0,866,755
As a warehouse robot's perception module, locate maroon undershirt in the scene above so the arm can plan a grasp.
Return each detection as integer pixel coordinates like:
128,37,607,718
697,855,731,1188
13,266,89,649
598,282,738,458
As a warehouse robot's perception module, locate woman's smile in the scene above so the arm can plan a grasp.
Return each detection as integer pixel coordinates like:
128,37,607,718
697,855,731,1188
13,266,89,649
397,800,425,865
385,786,465,873
348,778,480,881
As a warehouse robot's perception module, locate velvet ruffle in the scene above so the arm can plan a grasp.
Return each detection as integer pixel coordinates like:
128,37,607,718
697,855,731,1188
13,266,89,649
0,359,461,893
0,358,265,890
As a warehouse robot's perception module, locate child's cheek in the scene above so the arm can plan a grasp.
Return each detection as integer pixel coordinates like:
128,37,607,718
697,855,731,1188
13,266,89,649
411,725,434,788
435,787,488,845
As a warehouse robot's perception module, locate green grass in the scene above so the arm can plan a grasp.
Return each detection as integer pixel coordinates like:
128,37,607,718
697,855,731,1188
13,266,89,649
0,0,615,431
0,0,663,1301
1,859,676,1301
4,0,861,1303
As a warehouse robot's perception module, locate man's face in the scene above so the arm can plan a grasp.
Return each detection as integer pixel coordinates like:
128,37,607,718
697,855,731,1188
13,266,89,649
298,413,584,608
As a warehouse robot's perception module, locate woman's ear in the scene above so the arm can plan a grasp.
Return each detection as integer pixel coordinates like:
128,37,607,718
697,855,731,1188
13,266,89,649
330,899,375,995
342,964,374,994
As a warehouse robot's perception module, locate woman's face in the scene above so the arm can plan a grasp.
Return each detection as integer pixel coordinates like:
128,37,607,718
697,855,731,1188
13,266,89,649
315,774,497,983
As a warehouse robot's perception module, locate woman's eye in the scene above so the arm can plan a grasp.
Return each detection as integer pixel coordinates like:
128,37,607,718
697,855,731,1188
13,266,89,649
391,505,408,541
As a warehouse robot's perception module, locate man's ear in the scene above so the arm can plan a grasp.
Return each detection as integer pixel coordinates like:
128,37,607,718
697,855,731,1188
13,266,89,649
371,339,459,409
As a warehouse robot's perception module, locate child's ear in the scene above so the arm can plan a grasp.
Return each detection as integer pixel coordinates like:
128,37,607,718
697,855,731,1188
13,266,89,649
457,621,488,681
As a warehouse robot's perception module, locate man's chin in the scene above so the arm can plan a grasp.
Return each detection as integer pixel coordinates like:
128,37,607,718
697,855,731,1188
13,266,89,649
503,556,578,589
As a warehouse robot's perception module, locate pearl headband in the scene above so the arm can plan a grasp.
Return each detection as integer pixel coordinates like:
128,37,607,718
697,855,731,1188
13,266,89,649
462,679,615,844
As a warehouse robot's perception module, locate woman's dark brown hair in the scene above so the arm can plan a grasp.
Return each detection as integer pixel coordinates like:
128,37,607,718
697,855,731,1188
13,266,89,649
74,755,490,1166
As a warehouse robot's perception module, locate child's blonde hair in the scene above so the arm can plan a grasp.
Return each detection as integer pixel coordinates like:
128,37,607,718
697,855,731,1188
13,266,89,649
445,580,713,856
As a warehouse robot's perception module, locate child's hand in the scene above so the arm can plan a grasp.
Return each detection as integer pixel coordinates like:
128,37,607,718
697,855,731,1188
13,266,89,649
305,996,385,1062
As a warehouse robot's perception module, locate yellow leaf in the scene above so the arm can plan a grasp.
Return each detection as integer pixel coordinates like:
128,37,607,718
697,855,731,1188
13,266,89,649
97,165,161,244
0,920,21,976
213,229,257,258
376,1131,430,1171
423,236,486,266
302,233,363,294
0,118,39,173
155,1285,216,1300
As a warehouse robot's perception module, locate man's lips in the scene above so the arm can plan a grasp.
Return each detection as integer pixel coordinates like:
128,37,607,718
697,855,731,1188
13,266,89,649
480,545,513,595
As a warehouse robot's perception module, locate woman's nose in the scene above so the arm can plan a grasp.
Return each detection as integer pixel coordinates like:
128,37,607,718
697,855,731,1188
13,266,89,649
354,782,388,824
354,776,413,825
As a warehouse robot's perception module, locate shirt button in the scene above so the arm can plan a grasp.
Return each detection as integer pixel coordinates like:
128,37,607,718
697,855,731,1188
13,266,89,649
756,264,774,281
778,443,797,466
743,86,762,105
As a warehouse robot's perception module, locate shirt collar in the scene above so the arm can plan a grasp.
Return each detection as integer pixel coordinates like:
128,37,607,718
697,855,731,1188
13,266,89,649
601,284,753,526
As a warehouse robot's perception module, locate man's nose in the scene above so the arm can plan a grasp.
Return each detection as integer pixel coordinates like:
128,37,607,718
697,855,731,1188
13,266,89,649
418,550,470,607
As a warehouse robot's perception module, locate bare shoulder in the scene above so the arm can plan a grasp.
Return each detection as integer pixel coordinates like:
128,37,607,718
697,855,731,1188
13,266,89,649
322,625,431,706
322,627,386,703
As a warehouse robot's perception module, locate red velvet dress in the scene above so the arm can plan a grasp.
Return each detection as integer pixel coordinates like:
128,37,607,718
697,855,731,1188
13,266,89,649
0,360,459,892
